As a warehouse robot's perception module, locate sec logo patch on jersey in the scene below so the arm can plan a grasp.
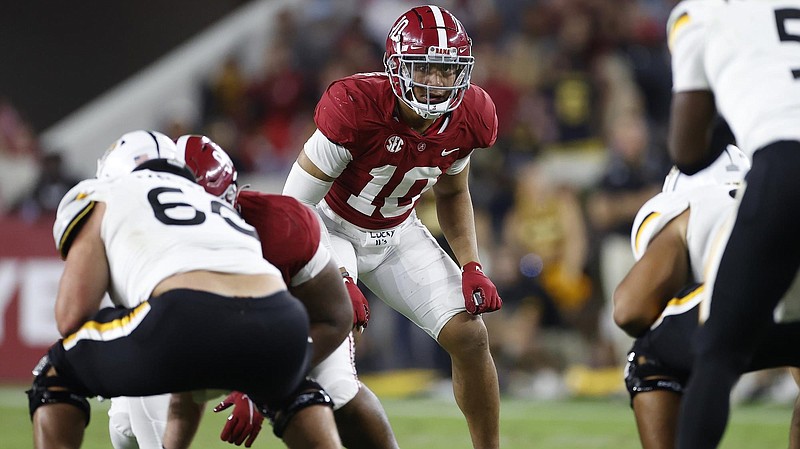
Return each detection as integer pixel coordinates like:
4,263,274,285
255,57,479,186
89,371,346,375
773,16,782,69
385,135,404,153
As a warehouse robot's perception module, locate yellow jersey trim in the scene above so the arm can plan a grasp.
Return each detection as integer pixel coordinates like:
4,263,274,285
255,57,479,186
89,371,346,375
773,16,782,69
62,302,151,351
58,201,96,259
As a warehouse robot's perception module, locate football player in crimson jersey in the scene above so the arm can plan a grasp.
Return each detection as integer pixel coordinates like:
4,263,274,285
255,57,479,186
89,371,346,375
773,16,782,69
29,130,347,449
666,1,800,447
108,135,398,449
282,6,501,448
613,145,800,449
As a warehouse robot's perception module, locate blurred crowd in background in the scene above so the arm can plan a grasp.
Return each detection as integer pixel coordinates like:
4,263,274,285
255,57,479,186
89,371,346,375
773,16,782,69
1,0,723,399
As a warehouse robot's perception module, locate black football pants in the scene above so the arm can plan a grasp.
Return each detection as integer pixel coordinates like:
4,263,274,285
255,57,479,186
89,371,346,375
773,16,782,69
48,289,312,409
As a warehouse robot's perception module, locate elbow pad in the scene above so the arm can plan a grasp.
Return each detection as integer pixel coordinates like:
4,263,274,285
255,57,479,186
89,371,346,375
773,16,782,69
282,162,333,208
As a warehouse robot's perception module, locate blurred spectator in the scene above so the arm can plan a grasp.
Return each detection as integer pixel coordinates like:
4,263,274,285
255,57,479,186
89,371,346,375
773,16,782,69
14,152,79,222
585,111,667,362
483,243,571,398
539,4,607,152
499,162,599,359
202,55,249,127
241,40,313,174
0,99,40,215
504,161,593,314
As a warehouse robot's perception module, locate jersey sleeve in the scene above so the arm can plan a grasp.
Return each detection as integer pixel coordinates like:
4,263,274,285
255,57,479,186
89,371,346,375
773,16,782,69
237,191,331,285
667,1,711,92
302,129,353,179
53,178,108,259
630,191,690,260
468,84,499,149
445,151,473,175
315,80,362,151
444,86,497,176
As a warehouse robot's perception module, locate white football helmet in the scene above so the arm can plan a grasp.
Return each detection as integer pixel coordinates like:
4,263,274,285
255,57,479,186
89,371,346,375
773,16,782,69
96,130,180,179
662,144,751,193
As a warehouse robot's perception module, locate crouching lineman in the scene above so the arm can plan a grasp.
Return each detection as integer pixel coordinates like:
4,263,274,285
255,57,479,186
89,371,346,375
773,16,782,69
27,130,351,449
614,145,800,449
108,135,399,449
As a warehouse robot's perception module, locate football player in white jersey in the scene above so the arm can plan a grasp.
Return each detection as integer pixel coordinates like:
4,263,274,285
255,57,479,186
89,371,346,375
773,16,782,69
614,145,800,449
108,135,398,449
27,130,350,449
282,6,502,447
667,1,800,446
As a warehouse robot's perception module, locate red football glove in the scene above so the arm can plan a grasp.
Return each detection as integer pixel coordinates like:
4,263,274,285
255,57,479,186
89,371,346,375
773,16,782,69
344,274,370,330
213,391,264,447
461,261,502,315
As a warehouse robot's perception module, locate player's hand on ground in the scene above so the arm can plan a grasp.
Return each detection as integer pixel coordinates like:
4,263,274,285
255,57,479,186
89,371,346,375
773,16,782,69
461,261,502,315
213,391,264,447
344,275,370,331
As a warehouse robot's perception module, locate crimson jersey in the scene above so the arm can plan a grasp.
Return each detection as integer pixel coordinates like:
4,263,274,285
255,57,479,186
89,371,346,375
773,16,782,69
237,190,322,284
314,73,498,229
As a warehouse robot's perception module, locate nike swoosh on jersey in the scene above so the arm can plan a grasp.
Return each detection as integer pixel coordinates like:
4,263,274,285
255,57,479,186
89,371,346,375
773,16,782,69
441,148,460,156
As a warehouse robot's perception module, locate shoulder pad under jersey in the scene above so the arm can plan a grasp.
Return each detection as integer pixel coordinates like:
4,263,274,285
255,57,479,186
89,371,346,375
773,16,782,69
53,178,108,259
630,191,691,260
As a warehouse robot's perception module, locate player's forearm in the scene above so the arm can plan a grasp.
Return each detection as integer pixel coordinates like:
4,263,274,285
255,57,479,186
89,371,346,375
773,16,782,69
435,190,481,265
289,262,352,366
668,90,717,174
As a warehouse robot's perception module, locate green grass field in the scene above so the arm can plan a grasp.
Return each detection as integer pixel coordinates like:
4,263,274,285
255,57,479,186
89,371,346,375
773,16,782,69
1,385,794,448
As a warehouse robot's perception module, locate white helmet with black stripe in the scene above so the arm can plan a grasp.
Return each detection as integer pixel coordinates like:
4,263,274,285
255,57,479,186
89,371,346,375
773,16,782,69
96,130,180,179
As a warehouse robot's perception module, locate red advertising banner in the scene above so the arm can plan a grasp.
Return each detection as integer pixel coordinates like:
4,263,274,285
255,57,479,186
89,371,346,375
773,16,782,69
0,214,64,381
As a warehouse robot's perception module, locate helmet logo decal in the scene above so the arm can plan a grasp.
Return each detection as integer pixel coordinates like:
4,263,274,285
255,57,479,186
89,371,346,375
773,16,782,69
386,135,404,153
389,16,409,53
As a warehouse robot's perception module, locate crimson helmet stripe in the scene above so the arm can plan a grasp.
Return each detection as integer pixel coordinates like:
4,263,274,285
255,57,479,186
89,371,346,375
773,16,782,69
428,5,448,48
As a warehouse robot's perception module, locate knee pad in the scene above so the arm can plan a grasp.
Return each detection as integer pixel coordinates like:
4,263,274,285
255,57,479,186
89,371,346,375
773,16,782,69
624,351,683,405
25,355,91,426
262,378,334,438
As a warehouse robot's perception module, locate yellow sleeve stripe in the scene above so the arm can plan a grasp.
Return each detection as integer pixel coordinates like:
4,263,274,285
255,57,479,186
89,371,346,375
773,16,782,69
665,283,704,308
62,302,151,351
634,211,661,254
668,12,691,50
58,201,96,259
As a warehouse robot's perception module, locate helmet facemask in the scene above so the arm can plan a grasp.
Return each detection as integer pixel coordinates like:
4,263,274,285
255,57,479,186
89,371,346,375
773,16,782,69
386,47,473,120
